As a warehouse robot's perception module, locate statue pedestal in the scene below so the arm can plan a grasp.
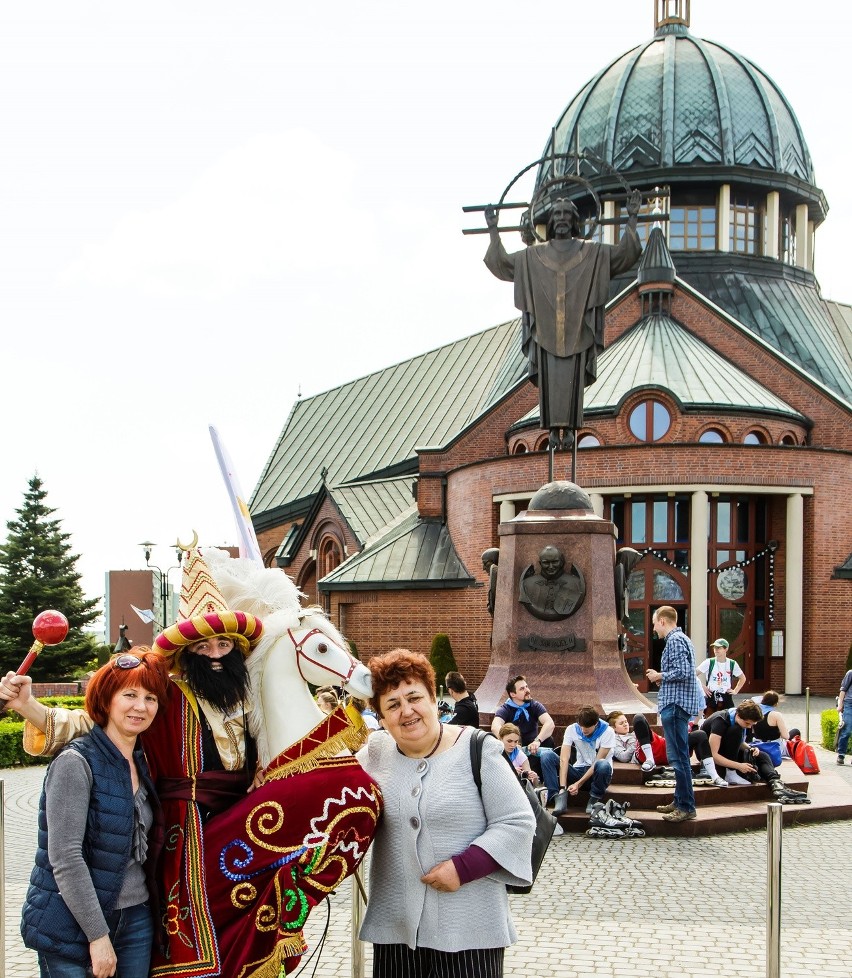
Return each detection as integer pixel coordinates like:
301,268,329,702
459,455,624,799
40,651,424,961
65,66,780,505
476,483,653,728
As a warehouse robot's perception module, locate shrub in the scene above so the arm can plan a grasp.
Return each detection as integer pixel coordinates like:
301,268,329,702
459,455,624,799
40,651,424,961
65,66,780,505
0,720,48,767
429,634,458,691
821,708,842,750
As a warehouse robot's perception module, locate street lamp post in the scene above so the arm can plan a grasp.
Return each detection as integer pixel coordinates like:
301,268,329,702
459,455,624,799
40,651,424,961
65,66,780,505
139,540,184,631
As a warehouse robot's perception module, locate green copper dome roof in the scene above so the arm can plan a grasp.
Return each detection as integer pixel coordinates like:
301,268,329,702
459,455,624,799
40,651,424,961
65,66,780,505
544,24,814,185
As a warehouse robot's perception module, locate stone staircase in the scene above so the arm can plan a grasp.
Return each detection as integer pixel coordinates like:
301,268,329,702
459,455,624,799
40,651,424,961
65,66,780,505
555,759,852,836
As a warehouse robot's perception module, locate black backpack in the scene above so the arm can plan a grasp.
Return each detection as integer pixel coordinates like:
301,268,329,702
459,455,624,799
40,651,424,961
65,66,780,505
469,729,557,894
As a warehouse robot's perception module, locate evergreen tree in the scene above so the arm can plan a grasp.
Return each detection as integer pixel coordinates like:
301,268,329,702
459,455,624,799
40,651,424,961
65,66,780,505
428,633,458,687
0,476,100,680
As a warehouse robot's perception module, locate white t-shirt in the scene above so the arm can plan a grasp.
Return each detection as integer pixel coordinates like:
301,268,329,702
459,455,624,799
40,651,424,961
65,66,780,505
562,722,616,767
697,656,743,692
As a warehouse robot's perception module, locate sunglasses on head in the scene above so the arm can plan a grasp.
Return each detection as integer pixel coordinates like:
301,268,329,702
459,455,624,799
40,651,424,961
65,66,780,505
111,654,142,670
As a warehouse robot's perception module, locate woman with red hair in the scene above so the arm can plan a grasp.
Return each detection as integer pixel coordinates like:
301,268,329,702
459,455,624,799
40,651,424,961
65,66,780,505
357,649,534,978
21,649,169,978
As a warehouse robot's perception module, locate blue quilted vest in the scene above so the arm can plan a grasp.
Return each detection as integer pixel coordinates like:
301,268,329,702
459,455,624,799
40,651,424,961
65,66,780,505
21,724,153,962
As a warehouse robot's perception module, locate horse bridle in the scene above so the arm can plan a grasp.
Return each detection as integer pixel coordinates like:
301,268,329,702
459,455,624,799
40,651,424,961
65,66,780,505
287,627,358,686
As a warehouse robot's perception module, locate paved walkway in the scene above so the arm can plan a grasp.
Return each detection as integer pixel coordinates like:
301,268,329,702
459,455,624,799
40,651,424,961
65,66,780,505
4,695,851,978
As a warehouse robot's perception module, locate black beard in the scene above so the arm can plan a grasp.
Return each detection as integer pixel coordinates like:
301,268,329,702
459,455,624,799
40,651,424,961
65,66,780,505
183,647,250,713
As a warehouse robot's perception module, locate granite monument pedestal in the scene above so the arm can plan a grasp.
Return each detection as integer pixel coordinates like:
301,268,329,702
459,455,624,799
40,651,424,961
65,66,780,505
476,481,653,728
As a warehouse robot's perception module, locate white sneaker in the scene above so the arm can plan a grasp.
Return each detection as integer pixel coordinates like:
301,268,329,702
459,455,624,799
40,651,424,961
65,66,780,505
640,758,656,773
708,775,728,787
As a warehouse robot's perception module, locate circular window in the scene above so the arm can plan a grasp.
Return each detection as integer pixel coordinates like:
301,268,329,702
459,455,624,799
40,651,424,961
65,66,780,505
717,567,747,601
629,400,670,442
699,429,725,444
578,434,601,448
743,431,765,445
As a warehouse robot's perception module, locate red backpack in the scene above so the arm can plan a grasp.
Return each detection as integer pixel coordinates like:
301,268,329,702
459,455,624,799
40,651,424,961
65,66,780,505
787,736,820,775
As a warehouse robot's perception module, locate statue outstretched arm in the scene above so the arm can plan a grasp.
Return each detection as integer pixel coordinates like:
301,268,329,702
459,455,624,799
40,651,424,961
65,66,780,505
610,192,642,275
483,205,518,282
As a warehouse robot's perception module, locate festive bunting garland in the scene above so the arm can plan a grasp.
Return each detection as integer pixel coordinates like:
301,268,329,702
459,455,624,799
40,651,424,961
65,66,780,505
635,540,778,623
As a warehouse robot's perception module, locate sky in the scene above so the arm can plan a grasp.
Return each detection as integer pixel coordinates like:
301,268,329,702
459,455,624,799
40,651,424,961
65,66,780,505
1,0,850,623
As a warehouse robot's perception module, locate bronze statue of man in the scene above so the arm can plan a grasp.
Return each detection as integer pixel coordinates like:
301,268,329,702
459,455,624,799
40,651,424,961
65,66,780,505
519,544,585,621
484,192,642,439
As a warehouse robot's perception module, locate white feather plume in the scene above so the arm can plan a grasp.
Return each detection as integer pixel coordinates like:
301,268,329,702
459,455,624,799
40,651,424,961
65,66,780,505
203,547,305,622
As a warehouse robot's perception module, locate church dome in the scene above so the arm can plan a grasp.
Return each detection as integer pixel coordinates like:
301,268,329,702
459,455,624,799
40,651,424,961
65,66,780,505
540,19,817,198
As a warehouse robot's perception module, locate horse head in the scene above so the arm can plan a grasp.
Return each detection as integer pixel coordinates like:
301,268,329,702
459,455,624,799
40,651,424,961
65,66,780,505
203,548,371,765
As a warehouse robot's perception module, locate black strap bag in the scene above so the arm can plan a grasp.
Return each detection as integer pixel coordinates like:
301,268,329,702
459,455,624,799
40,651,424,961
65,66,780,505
469,729,558,894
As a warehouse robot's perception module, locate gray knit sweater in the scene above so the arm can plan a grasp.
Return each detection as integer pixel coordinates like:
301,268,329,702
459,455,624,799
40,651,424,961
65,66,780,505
357,728,534,951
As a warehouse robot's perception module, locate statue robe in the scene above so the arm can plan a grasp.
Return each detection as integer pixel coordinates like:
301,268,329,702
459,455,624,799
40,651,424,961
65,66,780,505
485,227,641,429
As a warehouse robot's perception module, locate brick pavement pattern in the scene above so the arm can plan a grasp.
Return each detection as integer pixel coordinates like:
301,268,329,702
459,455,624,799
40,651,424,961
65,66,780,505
4,697,852,978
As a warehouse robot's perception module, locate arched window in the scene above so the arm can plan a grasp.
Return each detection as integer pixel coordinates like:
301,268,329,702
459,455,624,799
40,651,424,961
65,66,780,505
318,536,342,579
779,433,797,446
699,429,726,443
629,400,671,442
743,431,766,445
513,442,528,454
535,436,550,451
578,434,601,448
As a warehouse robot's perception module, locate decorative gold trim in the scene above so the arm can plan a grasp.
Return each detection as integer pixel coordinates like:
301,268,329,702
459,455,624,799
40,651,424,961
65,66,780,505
262,723,367,782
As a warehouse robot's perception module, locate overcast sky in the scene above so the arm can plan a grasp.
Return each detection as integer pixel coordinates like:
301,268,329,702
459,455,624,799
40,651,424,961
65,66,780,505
1,0,850,623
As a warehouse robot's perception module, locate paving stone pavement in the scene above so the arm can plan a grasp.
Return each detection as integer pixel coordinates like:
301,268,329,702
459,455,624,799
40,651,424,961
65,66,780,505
3,695,851,978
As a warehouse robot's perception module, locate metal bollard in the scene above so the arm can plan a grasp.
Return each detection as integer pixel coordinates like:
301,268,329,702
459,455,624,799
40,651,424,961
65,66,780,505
350,867,366,978
804,686,810,744
766,802,782,978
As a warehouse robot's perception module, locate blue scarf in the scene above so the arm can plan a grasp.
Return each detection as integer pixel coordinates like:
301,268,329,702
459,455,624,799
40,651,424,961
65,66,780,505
510,700,531,724
574,718,608,746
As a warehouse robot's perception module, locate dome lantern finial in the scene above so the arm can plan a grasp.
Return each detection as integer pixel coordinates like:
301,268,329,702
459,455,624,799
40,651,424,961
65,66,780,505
655,0,690,35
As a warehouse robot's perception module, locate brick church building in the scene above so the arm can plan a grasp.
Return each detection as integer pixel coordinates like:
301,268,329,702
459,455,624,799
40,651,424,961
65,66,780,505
250,2,851,696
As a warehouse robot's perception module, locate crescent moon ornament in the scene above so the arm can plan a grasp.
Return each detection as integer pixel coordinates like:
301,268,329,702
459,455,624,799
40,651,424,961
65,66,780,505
175,530,199,552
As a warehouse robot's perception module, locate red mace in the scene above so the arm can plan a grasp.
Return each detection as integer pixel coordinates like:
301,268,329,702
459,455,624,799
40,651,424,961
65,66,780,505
17,610,70,675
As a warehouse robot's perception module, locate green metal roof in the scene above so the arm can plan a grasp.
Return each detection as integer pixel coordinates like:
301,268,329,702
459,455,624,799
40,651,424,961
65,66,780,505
673,261,852,402
330,476,416,546
320,513,475,591
586,314,804,418
251,320,526,527
541,24,814,186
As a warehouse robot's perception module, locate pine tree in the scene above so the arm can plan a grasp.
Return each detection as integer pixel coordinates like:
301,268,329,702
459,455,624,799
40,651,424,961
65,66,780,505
0,476,100,680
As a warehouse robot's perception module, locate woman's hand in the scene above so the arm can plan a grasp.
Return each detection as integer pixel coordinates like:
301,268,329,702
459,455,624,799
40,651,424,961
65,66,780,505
421,859,461,893
89,935,117,977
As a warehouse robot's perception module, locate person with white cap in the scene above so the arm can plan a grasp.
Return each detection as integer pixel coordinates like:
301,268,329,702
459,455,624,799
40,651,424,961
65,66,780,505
696,638,745,713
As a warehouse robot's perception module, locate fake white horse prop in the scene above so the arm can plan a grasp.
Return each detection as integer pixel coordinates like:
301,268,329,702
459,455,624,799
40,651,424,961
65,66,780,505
197,548,382,978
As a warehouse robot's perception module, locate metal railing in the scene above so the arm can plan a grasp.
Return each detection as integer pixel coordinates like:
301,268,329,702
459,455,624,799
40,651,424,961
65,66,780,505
766,802,782,978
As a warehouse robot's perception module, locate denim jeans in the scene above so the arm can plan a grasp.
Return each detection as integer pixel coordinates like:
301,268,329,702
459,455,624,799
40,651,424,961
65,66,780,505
533,747,561,801
566,759,613,799
38,902,153,978
659,703,695,814
838,704,852,756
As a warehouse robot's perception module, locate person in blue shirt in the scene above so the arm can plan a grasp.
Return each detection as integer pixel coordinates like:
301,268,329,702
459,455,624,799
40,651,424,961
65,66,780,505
646,606,705,824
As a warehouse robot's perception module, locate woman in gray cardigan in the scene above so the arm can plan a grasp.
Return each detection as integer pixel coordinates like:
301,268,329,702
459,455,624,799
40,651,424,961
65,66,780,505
357,649,534,978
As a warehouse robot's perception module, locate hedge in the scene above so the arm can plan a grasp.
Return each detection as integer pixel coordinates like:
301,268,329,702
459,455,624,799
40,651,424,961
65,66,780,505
0,720,48,768
821,708,842,750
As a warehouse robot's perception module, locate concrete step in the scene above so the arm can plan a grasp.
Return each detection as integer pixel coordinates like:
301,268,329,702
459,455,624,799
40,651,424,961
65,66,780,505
554,764,850,836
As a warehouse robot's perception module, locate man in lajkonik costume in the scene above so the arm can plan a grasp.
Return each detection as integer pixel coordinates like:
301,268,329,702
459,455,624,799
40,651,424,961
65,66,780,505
15,549,380,978
484,193,642,434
